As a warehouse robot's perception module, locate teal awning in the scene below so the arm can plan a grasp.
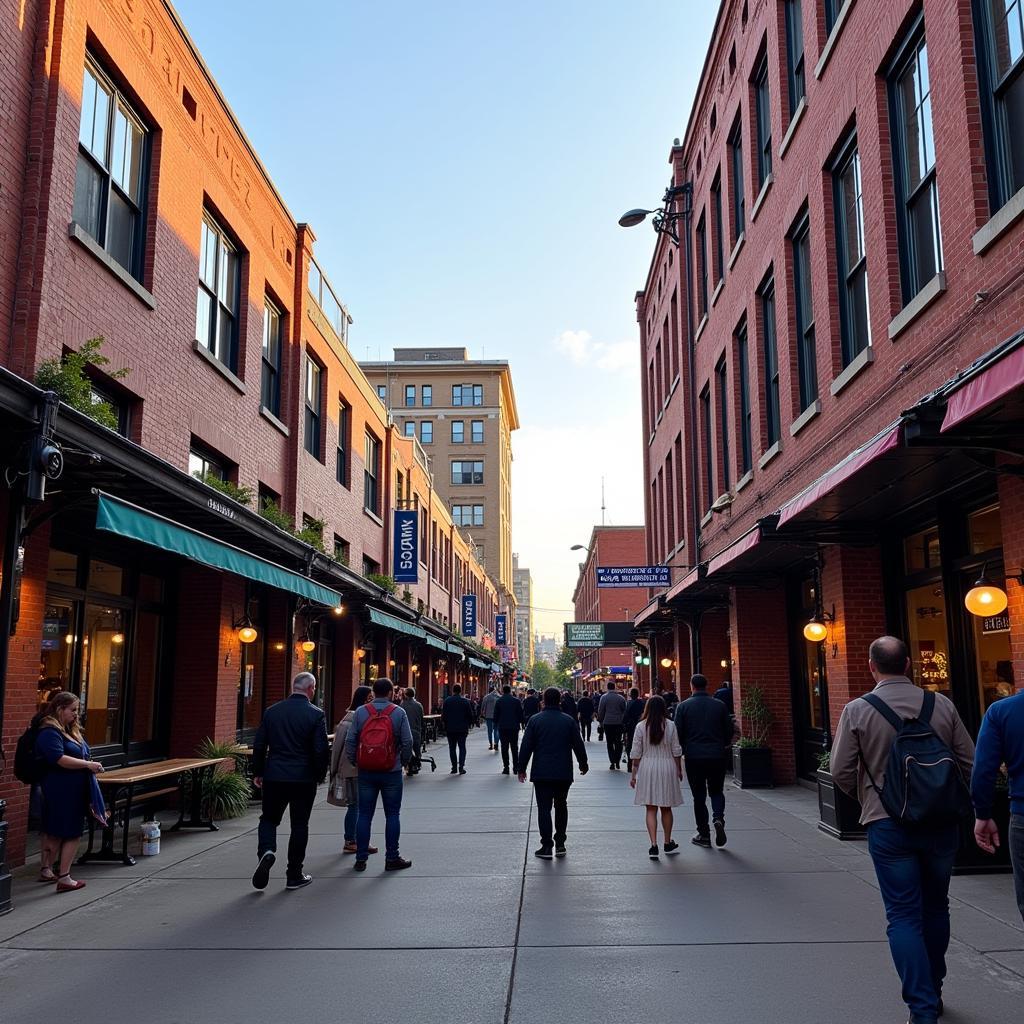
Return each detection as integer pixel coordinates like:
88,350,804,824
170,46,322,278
367,607,426,640
446,642,464,655
424,633,448,652
95,493,342,606
469,657,490,670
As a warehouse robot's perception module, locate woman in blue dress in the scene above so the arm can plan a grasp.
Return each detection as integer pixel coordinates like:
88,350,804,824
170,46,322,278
34,691,107,892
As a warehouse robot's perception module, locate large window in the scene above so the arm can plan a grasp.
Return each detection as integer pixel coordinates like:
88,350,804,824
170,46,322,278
420,420,433,444
753,55,772,189
196,213,240,372
452,384,483,406
729,117,745,240
404,421,415,438
791,210,818,411
452,504,484,527
974,0,1024,211
404,384,416,407
700,386,713,512
736,320,753,475
73,57,148,281
364,432,381,515
376,384,387,402
189,445,227,484
696,211,709,317
304,356,322,458
336,399,350,487
832,136,871,365
889,24,942,303
716,356,730,492
261,299,283,416
471,420,484,444
785,0,806,116
451,419,465,444
711,172,725,283
451,460,483,485
422,384,433,407
760,276,781,446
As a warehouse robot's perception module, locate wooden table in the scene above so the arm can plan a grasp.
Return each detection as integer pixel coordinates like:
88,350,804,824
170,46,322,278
79,757,228,867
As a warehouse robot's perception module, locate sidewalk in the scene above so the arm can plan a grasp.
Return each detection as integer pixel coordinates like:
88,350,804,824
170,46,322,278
1,728,1021,1024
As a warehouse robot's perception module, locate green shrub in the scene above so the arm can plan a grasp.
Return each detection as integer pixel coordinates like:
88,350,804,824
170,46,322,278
34,337,129,431
192,739,251,819
738,684,774,748
195,471,253,507
366,572,397,594
259,497,295,532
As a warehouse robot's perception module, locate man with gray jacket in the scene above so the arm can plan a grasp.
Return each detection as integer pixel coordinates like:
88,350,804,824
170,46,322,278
480,685,500,750
597,680,627,770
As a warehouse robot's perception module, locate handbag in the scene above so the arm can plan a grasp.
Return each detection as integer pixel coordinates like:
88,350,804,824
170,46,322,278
326,773,356,807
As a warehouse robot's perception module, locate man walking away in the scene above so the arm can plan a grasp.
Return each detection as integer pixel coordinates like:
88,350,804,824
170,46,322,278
481,685,500,750
623,687,645,758
344,678,413,872
404,687,425,777
831,636,974,1024
523,688,540,723
442,683,474,774
561,689,578,724
494,683,525,774
713,679,734,716
518,686,589,858
674,674,733,848
597,680,627,769
252,672,330,891
971,687,1024,924
577,691,595,740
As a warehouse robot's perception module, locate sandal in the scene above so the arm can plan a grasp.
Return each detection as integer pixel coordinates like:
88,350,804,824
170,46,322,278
38,870,58,883
55,874,86,893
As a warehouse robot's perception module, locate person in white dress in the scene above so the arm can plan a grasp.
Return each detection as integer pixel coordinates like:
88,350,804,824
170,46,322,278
629,695,684,858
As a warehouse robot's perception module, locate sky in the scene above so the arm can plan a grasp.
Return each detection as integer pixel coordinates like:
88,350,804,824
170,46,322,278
172,0,718,641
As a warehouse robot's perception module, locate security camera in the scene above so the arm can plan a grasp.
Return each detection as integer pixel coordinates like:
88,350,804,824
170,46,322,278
711,492,734,514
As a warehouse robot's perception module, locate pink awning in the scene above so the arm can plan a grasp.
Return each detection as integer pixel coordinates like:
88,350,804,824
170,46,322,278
707,528,761,576
777,423,903,528
942,343,1024,432
664,565,701,602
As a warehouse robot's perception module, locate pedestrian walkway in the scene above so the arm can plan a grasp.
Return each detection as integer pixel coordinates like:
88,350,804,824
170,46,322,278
1,727,1021,1023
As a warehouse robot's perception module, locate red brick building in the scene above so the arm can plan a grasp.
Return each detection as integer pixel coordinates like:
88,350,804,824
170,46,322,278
0,0,506,879
634,0,1024,786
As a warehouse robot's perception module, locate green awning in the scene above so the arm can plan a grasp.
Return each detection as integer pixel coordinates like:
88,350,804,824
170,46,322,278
446,642,464,655
469,657,490,670
424,633,448,652
367,606,426,640
95,493,342,606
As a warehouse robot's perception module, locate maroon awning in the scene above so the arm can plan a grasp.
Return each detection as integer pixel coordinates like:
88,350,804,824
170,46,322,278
942,342,1024,432
665,565,702,602
707,527,761,575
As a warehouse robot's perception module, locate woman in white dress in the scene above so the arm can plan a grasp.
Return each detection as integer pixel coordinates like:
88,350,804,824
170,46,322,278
629,695,683,858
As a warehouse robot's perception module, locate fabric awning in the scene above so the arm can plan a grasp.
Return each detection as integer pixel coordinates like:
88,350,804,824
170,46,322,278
446,641,464,655
469,657,490,670
706,528,761,576
424,633,448,652
95,492,342,606
367,607,426,640
942,340,1024,432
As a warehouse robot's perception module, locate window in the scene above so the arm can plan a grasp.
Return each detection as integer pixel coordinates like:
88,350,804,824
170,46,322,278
696,211,709,316
452,504,484,528
824,0,841,35
736,321,753,475
451,419,465,443
258,483,280,515
404,384,416,407
785,0,806,116
716,356,730,491
451,460,483,485
760,277,781,446
421,384,432,407
336,399,350,487
471,420,484,444
261,299,282,416
888,25,942,303
333,536,350,566
196,214,240,372
404,421,415,438
974,0,1024,211
73,57,148,280
376,384,387,401
89,380,131,437
364,432,381,515
729,117,745,240
304,356,322,458
362,555,380,577
700,386,713,513
452,384,483,406
711,172,725,283
420,420,433,444
832,136,871,365
753,55,772,188
189,444,227,483
791,210,818,410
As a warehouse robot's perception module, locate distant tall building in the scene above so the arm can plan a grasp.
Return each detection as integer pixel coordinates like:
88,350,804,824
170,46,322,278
534,634,559,668
360,348,520,618
512,553,534,668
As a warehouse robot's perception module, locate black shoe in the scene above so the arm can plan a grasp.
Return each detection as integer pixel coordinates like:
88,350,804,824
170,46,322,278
501,767,510,775
691,833,712,848
251,851,275,890
649,844,659,859
459,767,467,775
555,844,567,857
353,859,367,872
285,873,313,890
609,763,616,770
664,840,679,855
450,767,458,774
534,847,553,860
385,857,412,871
713,818,727,847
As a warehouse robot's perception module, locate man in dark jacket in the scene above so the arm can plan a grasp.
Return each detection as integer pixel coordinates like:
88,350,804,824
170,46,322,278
403,687,425,776
493,684,525,774
674,673,733,849
251,672,330,891
560,690,578,723
442,683,475,774
713,679,734,716
577,692,595,741
623,687,645,759
522,688,540,722
597,681,627,769
518,687,589,858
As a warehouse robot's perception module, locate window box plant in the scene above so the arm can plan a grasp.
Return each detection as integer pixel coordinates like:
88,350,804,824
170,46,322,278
815,750,866,840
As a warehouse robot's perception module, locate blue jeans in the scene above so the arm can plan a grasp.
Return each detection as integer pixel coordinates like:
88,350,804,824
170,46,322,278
343,802,358,843
867,818,958,1023
485,718,498,745
357,770,403,862
1011,814,1024,926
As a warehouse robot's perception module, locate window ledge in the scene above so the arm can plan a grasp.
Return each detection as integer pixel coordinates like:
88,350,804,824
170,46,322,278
710,278,725,308
779,98,807,159
655,409,664,427
829,345,874,396
700,509,714,528
694,313,710,342
669,373,681,397
888,272,947,341
363,508,384,527
68,222,156,309
734,469,754,493
790,399,821,437
192,340,246,394
973,185,1024,255
260,406,290,436
758,440,782,469
727,232,746,270
750,174,774,223
814,0,856,80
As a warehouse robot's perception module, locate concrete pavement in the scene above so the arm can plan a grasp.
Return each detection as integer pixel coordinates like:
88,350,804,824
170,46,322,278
1,727,1021,1023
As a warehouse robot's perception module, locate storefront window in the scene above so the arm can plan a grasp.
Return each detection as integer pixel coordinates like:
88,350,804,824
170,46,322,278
88,558,124,595
47,549,78,588
39,600,76,710
969,504,1002,555
904,527,941,573
969,600,1014,710
132,608,160,745
905,582,950,696
80,603,127,746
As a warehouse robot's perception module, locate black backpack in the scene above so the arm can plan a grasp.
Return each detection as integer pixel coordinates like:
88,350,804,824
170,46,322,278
14,721,44,785
860,690,972,827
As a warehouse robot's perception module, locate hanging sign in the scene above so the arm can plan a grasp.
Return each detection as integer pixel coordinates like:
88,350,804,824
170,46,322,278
461,594,477,637
495,613,508,645
596,565,670,588
982,614,1011,635
392,509,419,584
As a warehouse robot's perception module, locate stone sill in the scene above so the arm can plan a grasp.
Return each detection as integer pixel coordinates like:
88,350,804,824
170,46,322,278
260,406,290,436
814,0,856,80
695,313,710,343
750,174,774,223
973,185,1024,255
68,221,156,309
888,272,946,341
735,469,754,494
363,507,384,527
192,340,246,395
728,232,746,270
758,440,782,470
779,98,807,159
829,345,874,397
700,509,714,529
790,399,821,437
710,278,725,308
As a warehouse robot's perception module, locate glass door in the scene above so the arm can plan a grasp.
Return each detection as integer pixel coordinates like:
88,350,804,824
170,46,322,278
80,602,128,747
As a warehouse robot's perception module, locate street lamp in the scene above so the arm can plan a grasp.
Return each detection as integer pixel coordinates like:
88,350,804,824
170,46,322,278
618,182,692,245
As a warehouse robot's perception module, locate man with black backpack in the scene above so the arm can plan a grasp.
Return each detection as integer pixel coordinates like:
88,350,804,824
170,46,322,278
831,636,975,1024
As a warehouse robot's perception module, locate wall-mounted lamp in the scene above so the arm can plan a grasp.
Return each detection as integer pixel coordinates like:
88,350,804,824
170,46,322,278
964,562,1015,617
273,641,285,652
333,604,345,616
233,601,259,644
111,632,125,645
803,603,836,644
300,635,316,653
660,657,674,669
356,647,367,661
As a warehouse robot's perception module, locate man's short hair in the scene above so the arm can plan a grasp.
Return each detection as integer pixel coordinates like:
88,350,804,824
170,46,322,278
373,678,394,698
292,672,316,693
502,684,512,694
405,687,416,700
630,687,639,699
527,688,535,695
543,686,561,707
606,680,616,690
690,674,709,690
452,683,462,694
869,636,910,676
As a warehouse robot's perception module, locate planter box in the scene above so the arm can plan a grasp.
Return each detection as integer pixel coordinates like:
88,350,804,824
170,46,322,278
816,770,866,840
732,745,773,788
954,787,1012,876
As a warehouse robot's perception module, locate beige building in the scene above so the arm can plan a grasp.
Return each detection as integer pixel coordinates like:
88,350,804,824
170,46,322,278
512,553,534,669
360,348,519,620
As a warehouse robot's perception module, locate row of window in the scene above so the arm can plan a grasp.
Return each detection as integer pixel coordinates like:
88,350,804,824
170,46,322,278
402,419,485,444
376,383,485,407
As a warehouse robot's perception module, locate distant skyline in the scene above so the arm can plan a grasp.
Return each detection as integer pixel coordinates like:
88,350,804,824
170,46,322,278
172,0,718,642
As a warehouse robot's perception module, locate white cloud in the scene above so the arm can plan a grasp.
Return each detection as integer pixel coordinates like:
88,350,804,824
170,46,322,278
553,329,638,375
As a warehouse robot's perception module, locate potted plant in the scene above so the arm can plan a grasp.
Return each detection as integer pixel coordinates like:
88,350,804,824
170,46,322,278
816,750,866,840
732,684,774,788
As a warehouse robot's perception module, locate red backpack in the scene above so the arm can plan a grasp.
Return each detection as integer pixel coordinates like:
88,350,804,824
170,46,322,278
357,703,397,771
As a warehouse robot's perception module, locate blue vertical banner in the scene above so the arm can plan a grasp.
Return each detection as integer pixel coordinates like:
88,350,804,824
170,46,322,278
461,594,477,637
392,509,419,584
495,613,508,646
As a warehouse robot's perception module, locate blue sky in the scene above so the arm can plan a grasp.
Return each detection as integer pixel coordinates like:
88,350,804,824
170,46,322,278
173,0,717,638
